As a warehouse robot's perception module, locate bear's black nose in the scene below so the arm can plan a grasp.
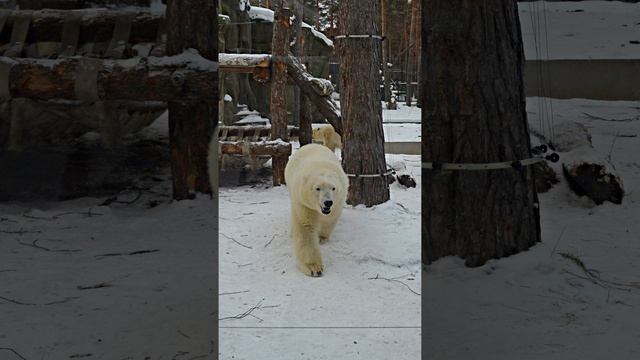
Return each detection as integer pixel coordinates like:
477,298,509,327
324,200,333,208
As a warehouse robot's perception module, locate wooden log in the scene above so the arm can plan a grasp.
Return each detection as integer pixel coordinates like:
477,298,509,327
0,54,217,102
269,3,289,186
16,0,152,9
218,125,298,140
218,53,270,81
284,53,342,136
552,122,624,204
166,0,216,200
0,10,161,45
219,140,291,157
563,163,624,204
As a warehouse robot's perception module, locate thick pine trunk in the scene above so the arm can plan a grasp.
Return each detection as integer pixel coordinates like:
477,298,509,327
338,0,389,206
270,2,290,186
422,0,541,267
166,0,216,200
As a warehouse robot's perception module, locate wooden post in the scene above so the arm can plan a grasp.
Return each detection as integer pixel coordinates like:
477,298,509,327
270,2,290,186
166,0,217,199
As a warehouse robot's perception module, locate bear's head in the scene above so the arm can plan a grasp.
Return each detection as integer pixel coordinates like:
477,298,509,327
307,172,341,216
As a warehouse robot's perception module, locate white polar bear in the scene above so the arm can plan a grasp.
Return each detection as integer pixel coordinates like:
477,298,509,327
284,143,349,277
312,124,342,153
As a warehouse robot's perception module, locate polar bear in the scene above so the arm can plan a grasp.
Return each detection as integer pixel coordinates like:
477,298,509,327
312,124,342,153
284,143,349,277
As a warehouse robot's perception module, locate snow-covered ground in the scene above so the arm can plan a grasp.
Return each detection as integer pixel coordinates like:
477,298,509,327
519,1,640,59
219,104,422,359
425,97,640,359
218,151,421,359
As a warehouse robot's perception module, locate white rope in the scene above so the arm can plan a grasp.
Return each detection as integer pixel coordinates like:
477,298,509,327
422,157,545,171
334,34,385,40
345,169,395,178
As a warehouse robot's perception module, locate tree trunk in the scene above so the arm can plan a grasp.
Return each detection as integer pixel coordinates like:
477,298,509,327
338,0,389,207
381,0,391,106
270,2,290,186
290,0,303,127
166,0,217,200
405,0,418,107
422,0,541,267
292,0,313,147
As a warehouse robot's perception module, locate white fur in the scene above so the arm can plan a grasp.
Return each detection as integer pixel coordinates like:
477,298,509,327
284,144,349,277
312,124,342,153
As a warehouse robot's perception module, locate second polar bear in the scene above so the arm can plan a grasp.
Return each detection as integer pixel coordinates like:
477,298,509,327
284,143,349,277
312,124,342,153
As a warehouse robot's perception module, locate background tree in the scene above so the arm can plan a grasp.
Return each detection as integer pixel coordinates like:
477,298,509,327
270,1,290,185
166,0,217,199
338,0,389,206
422,0,541,267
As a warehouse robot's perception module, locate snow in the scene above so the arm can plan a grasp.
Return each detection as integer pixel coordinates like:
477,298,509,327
382,103,423,124
425,97,640,359
218,152,422,359
219,53,271,67
519,1,640,59
248,6,334,48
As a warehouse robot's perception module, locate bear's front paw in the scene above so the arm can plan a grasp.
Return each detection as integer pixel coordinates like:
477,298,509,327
299,260,324,277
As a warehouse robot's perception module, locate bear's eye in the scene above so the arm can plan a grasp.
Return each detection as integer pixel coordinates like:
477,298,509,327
332,187,336,191
315,187,320,191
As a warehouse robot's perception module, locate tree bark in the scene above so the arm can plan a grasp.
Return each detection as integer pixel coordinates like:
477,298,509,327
166,0,217,200
405,0,418,106
338,0,389,206
290,0,303,127
422,0,541,267
1,56,216,102
269,2,290,186
381,0,391,106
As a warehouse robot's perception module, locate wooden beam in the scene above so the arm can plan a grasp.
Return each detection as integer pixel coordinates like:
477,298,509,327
0,55,217,102
219,140,292,157
284,53,342,136
16,0,152,9
0,10,161,45
219,125,299,139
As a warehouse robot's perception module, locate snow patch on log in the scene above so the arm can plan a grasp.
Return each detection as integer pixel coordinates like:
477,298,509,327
248,6,333,47
219,53,271,67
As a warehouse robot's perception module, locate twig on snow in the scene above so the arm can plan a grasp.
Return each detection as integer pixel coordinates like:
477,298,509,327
368,274,421,296
22,209,103,221
0,228,41,235
559,252,640,290
264,234,277,248
17,239,81,253
0,295,79,306
0,347,27,360
582,112,640,122
221,233,252,249
94,249,159,258
77,282,113,290
219,301,264,322
219,290,250,296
